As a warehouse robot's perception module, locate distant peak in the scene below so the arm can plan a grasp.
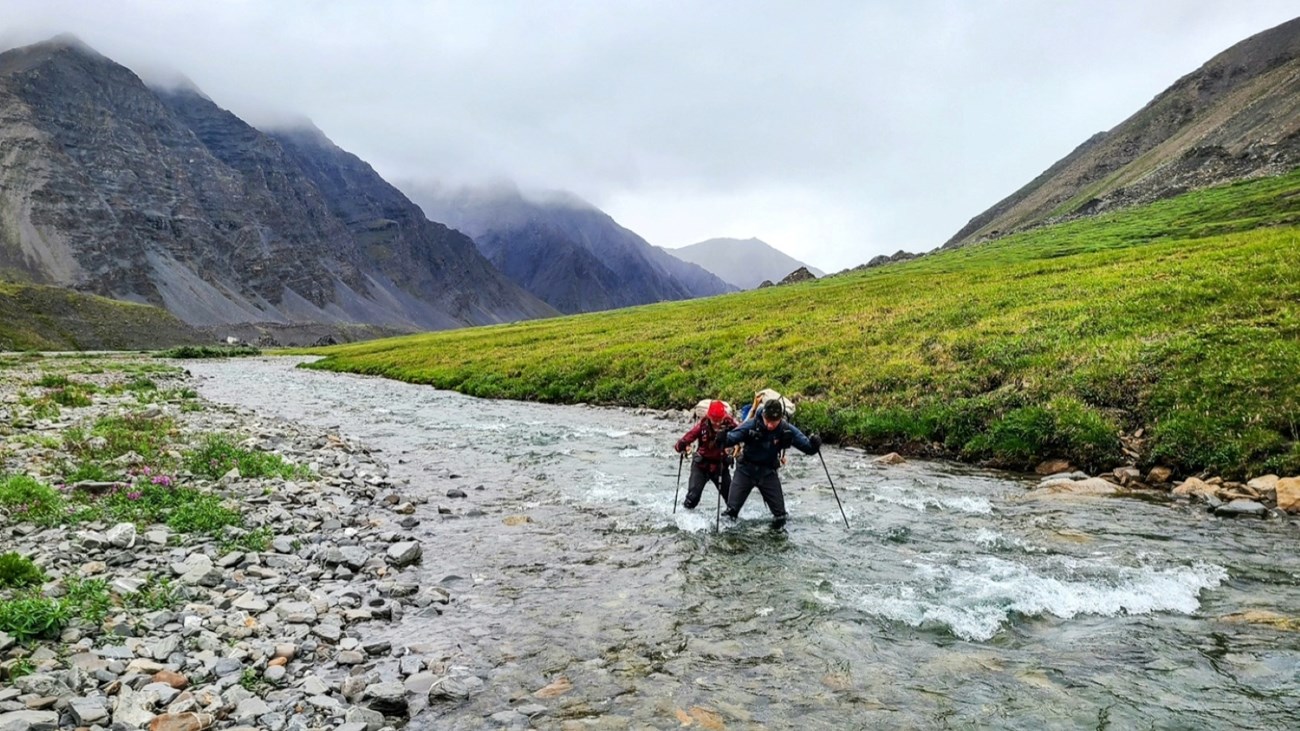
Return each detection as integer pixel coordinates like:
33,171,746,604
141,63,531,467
0,33,120,76
25,33,109,61
523,188,595,211
43,33,97,53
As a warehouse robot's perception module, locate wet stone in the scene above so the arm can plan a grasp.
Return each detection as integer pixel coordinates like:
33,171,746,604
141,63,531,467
362,640,391,656
312,624,342,643
362,681,408,716
490,709,527,726
386,541,422,567
399,656,423,676
337,650,366,665
0,710,59,730
69,697,109,725
213,658,244,677
1215,499,1268,518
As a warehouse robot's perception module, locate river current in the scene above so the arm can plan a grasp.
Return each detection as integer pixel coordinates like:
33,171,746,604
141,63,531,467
188,358,1300,730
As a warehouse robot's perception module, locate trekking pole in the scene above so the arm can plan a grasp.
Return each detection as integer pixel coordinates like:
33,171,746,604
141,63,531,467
673,452,684,514
818,451,850,530
715,485,722,532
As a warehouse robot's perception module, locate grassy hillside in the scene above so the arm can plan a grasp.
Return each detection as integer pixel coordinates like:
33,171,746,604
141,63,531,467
0,283,204,351
305,171,1300,478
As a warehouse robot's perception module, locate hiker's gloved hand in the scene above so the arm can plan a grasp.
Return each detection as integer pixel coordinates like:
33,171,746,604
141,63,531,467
809,434,822,454
674,441,686,454
714,428,730,448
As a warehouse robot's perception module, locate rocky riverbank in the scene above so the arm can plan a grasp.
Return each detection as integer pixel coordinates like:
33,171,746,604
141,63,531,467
1023,457,1300,520
0,354,457,730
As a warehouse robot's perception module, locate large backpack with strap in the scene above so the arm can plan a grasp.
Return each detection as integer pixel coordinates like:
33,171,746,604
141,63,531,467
746,388,795,420
692,399,734,419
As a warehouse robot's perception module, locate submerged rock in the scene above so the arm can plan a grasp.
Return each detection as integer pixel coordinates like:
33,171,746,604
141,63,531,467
1214,499,1268,518
1026,477,1119,498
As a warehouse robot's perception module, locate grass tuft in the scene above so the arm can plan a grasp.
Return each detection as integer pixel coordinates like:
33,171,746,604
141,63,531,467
185,435,309,480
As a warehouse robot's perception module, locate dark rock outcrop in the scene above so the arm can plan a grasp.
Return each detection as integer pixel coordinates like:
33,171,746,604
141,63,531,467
944,16,1300,249
0,36,555,330
777,267,817,285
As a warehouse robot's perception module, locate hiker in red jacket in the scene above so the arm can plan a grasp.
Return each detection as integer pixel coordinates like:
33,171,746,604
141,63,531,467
673,400,739,510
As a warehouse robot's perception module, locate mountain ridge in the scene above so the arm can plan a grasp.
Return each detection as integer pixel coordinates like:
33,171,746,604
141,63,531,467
0,36,556,331
404,183,735,314
945,15,1300,248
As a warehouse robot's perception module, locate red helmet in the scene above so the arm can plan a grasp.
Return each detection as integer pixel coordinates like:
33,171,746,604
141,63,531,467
706,400,727,421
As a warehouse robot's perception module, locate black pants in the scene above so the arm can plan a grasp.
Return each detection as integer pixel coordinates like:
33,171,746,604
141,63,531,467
724,462,787,526
683,456,730,509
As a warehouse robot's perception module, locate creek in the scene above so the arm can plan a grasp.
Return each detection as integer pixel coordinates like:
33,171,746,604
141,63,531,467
188,358,1300,730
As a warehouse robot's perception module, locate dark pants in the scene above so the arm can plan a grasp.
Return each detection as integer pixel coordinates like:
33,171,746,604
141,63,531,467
724,462,787,527
683,455,730,509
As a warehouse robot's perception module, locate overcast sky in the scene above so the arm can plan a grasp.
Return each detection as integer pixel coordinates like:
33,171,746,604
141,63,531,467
3,1,1297,271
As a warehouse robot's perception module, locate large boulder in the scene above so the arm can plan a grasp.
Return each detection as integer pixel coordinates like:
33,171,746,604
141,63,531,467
1275,477,1300,512
1146,466,1174,485
1026,477,1119,498
1171,477,1217,500
1035,459,1072,476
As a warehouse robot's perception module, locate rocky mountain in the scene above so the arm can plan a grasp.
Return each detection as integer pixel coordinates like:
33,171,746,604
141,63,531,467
0,36,555,331
945,15,1300,249
405,183,735,314
665,237,824,290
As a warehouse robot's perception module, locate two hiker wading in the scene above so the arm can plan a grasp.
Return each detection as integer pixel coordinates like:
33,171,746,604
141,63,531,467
673,396,821,529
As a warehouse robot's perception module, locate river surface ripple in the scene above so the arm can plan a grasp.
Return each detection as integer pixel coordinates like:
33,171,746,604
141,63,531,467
188,358,1300,730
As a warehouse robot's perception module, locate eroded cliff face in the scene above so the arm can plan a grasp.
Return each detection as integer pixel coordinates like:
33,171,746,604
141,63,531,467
0,36,555,329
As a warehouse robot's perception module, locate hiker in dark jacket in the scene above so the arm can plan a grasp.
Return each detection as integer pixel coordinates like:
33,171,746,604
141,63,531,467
674,400,740,510
718,398,821,528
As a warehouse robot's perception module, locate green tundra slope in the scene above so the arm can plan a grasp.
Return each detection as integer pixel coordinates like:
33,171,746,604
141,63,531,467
0,283,204,351
306,171,1300,478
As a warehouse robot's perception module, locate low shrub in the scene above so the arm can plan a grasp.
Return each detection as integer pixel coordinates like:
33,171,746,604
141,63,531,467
32,373,69,388
0,595,69,642
23,397,59,421
125,376,157,393
62,461,118,484
0,553,44,589
0,475,65,525
166,494,241,535
185,435,308,480
155,344,261,359
124,575,184,611
80,414,175,463
49,387,92,408
63,577,112,626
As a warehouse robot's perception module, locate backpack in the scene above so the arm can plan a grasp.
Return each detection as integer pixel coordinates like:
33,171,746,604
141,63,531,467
692,399,734,419
749,388,795,419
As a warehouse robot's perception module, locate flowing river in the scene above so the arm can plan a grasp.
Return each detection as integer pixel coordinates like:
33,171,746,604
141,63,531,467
187,358,1300,730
